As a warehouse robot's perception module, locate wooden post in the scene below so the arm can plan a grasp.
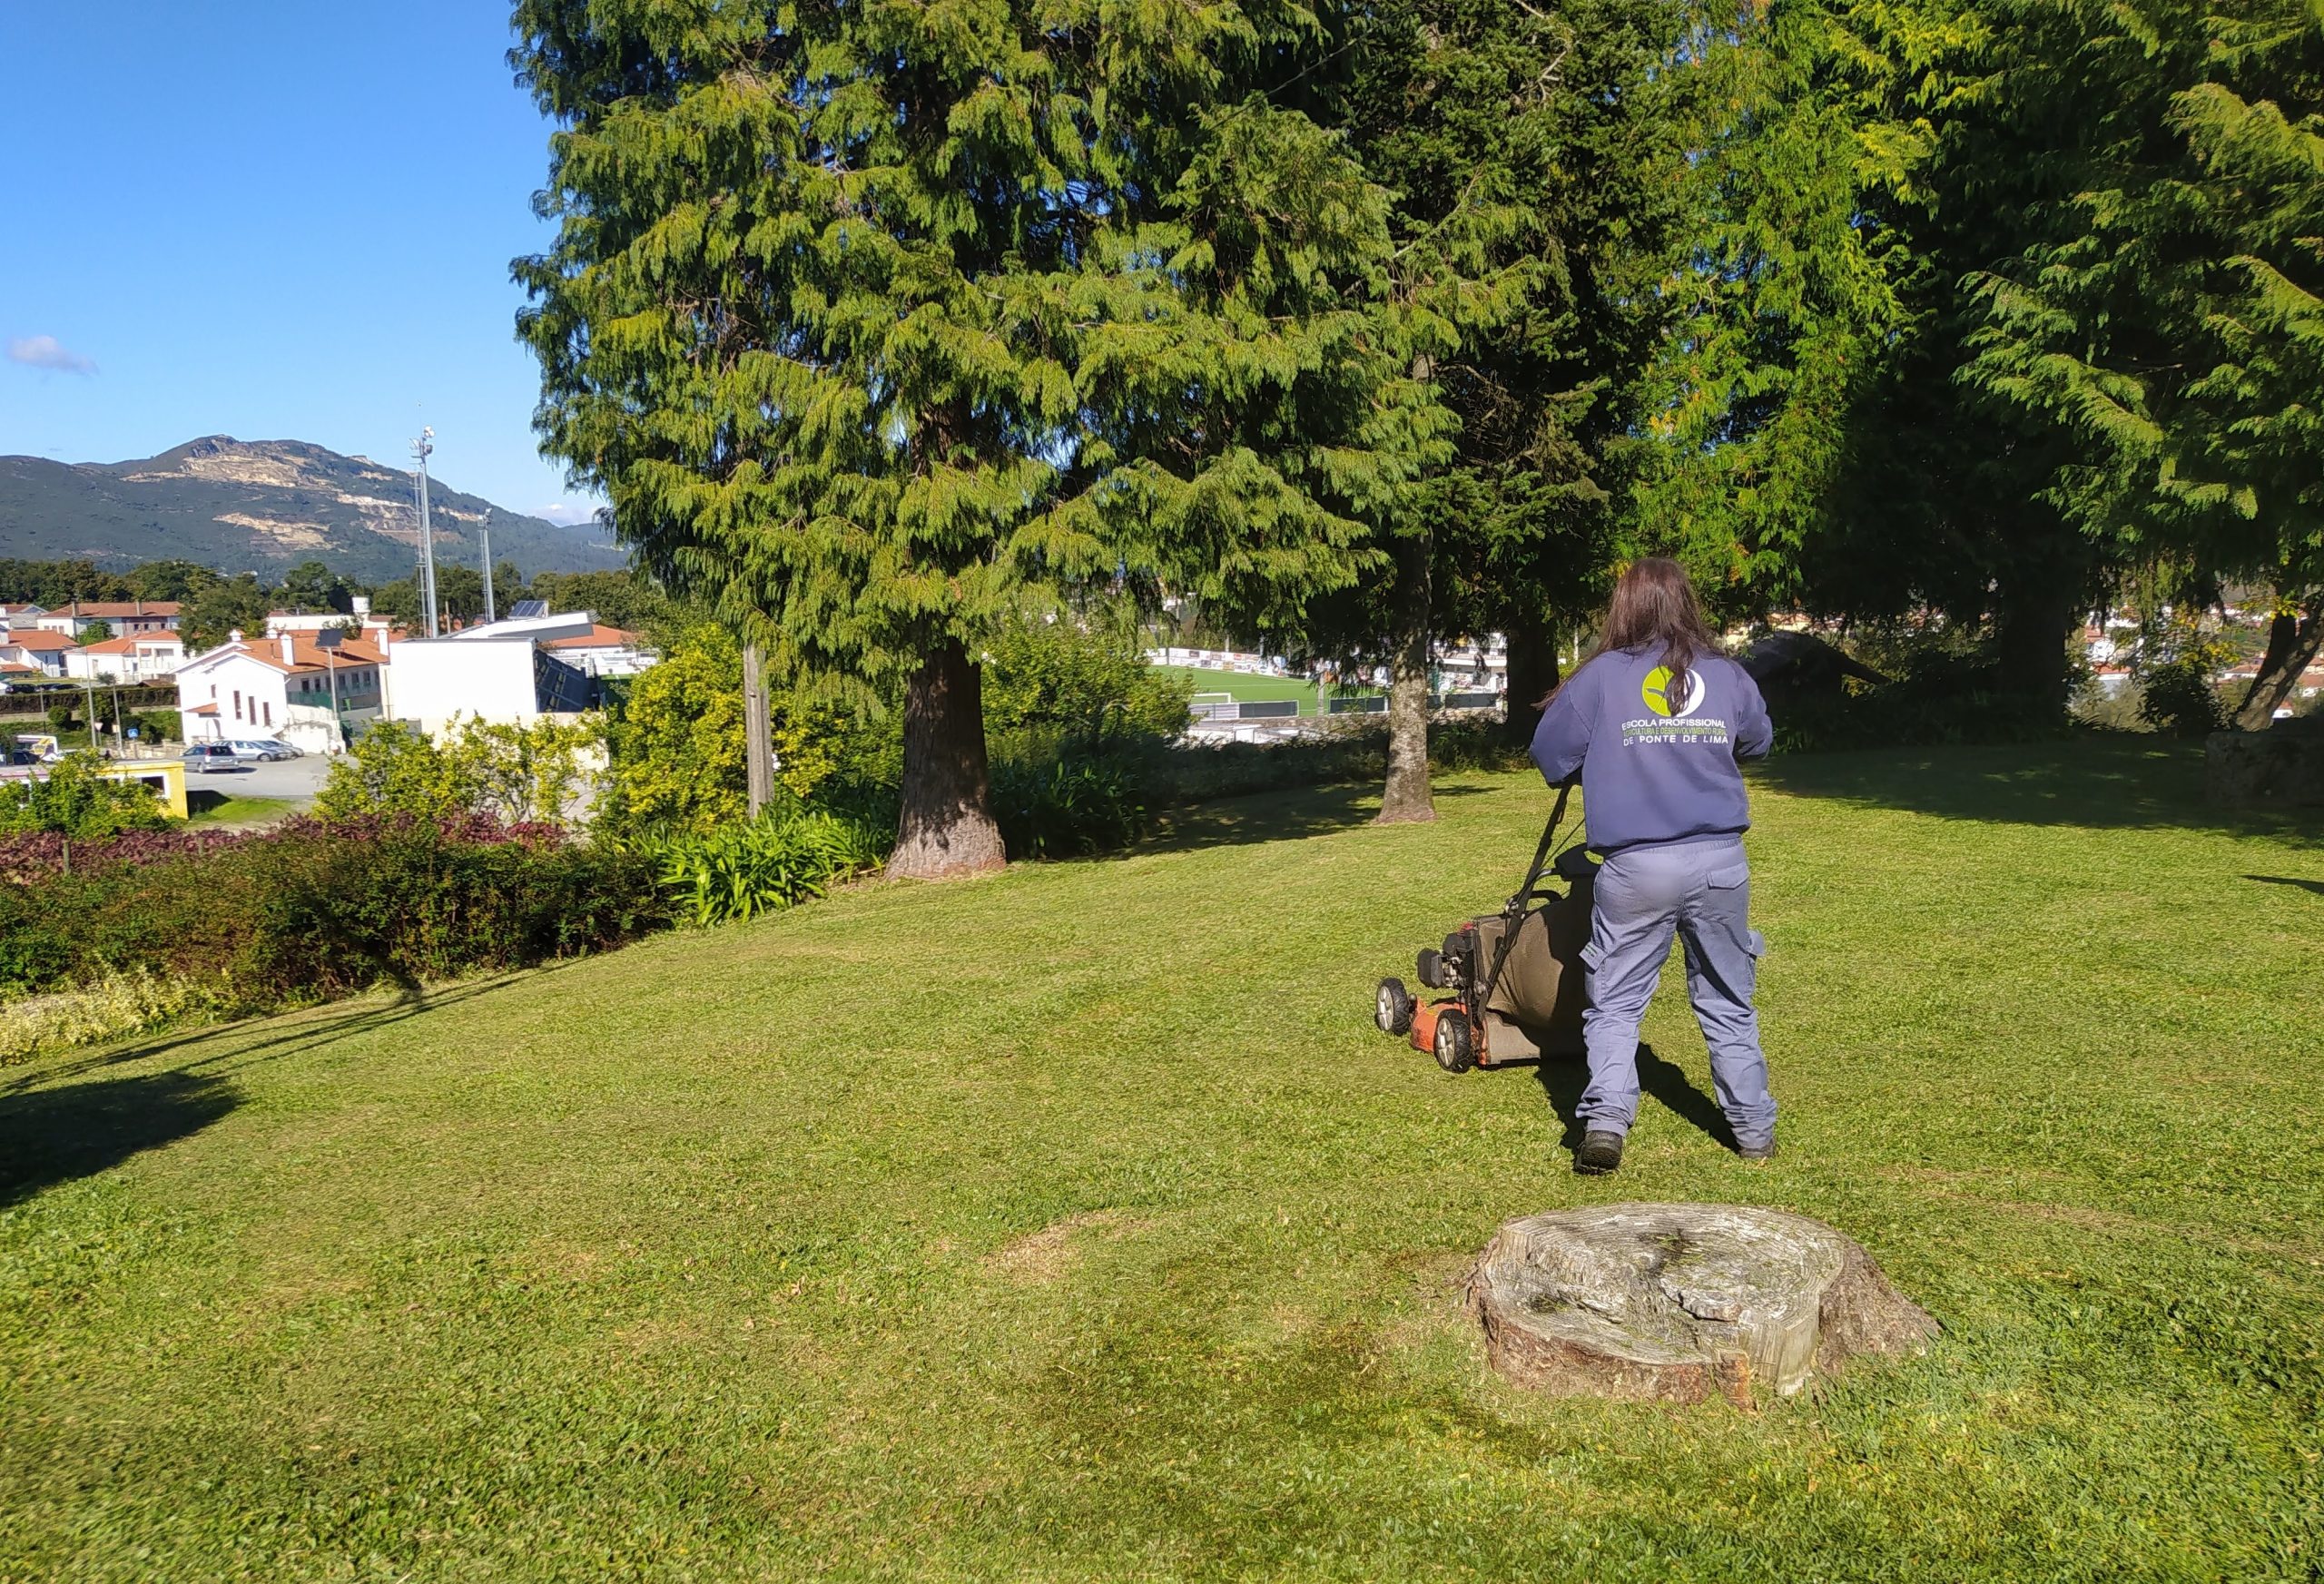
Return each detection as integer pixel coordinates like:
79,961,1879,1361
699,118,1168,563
741,640,774,819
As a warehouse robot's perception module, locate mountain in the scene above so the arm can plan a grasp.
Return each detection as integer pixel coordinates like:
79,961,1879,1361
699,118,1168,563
0,436,627,585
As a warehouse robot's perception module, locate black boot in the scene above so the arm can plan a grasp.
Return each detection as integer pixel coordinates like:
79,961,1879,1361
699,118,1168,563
1574,1129,1625,1176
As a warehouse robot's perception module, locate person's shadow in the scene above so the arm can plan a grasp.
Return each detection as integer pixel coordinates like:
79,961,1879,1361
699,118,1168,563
1533,1043,1734,1150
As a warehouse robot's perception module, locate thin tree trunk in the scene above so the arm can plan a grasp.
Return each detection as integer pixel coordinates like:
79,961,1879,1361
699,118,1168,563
741,640,774,817
1378,532,1436,825
2232,594,2324,732
1502,621,1561,750
891,635,1006,879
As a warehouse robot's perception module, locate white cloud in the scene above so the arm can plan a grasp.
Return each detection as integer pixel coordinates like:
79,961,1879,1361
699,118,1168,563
6,335,96,375
534,501,605,527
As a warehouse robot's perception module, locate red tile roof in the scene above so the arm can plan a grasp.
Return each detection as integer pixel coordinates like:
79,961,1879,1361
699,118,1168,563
44,601,182,619
243,635,389,674
74,634,183,656
5,631,78,652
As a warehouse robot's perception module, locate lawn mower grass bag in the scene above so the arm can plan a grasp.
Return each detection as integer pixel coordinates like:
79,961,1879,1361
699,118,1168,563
1374,784,1595,1072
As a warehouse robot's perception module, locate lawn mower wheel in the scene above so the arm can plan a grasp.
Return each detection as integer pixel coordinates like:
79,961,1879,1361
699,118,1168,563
1375,977,1415,1036
1433,1008,1474,1073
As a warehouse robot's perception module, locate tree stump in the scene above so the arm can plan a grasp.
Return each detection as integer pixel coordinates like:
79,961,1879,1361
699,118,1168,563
1465,1203,1936,1402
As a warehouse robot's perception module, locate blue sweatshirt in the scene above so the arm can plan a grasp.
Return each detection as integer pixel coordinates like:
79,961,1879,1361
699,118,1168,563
1529,644,1773,853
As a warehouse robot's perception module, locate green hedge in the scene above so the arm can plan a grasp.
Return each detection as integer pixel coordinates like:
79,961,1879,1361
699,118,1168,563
0,815,666,1007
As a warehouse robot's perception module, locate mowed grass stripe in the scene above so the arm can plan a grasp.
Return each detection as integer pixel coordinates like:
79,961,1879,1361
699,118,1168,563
1,739,2319,1579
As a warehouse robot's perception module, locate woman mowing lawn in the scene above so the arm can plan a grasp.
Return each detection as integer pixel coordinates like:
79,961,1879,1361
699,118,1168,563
1530,558,1777,1176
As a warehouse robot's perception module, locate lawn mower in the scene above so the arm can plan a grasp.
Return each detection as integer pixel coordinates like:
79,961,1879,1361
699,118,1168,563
1374,782,1598,1072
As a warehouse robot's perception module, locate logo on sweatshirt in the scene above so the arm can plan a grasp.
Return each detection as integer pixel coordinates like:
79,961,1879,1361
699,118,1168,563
1641,664,1706,718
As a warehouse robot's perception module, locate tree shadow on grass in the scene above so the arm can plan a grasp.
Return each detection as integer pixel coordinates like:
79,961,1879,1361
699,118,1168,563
2244,873,2324,897
1144,781,1492,854
0,1069,238,1207
1529,1042,1736,1152
7,967,567,1095
1751,736,2323,843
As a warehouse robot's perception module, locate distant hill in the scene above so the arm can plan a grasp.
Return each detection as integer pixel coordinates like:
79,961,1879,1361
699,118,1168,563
0,436,627,585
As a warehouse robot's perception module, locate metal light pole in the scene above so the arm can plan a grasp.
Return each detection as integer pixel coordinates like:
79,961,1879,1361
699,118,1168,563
318,626,345,753
480,525,497,625
412,428,439,638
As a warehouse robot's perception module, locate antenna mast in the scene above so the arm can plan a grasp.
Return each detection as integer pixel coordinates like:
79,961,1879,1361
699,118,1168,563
412,428,439,638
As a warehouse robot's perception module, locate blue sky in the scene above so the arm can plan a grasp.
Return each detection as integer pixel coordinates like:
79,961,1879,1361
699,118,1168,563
0,4,599,523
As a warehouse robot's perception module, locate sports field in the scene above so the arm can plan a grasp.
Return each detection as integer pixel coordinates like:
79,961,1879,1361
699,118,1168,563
1161,666,1386,714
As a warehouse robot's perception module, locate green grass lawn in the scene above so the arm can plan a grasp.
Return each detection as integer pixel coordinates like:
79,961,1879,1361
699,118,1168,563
184,791,296,826
4,740,2320,1579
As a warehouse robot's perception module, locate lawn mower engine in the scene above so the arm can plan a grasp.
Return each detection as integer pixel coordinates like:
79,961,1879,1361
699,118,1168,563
1374,787,1596,1072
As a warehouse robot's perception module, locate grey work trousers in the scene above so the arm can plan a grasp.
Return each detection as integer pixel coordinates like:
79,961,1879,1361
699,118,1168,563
1579,835,1777,1151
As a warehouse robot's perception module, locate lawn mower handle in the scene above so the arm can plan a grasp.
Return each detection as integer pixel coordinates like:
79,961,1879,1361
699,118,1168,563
1509,781,1575,913
1470,781,1578,1024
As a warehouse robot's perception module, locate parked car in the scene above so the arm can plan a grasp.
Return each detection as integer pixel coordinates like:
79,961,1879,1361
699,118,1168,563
227,738,294,762
184,743,248,773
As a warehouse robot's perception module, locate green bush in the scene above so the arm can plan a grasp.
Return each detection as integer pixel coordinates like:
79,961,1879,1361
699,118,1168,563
0,816,665,1007
315,717,602,825
2135,656,2229,737
653,805,886,925
991,750,1149,859
604,625,749,836
983,617,1193,748
0,753,167,839
1770,686,2067,753
1428,716,1530,773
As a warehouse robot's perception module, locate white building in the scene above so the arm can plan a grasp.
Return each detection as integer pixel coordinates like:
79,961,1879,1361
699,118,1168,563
175,629,389,753
540,624,654,680
384,611,646,736
0,630,78,677
265,596,375,636
0,603,48,631
64,632,187,684
32,600,182,637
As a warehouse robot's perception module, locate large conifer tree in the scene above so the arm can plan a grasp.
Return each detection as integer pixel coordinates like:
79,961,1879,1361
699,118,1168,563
1964,0,2324,724
513,0,1385,873
1228,0,1695,822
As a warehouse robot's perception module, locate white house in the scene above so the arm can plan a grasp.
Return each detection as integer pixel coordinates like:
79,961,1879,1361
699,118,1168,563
64,632,187,684
176,629,390,753
0,603,48,631
539,623,654,680
384,611,630,736
32,600,182,637
0,630,79,677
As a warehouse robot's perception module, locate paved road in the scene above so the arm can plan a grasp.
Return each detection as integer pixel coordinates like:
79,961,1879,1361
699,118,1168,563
180,753,332,803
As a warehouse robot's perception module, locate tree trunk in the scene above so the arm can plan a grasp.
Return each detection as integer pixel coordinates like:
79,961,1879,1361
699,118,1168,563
890,635,1006,880
1466,1204,1937,1402
1992,548,2084,714
1377,533,1436,824
741,640,774,817
1502,622,1561,750
2232,594,2324,732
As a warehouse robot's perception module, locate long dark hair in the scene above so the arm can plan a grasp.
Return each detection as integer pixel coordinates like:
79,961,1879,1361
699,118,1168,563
1541,557,1716,707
